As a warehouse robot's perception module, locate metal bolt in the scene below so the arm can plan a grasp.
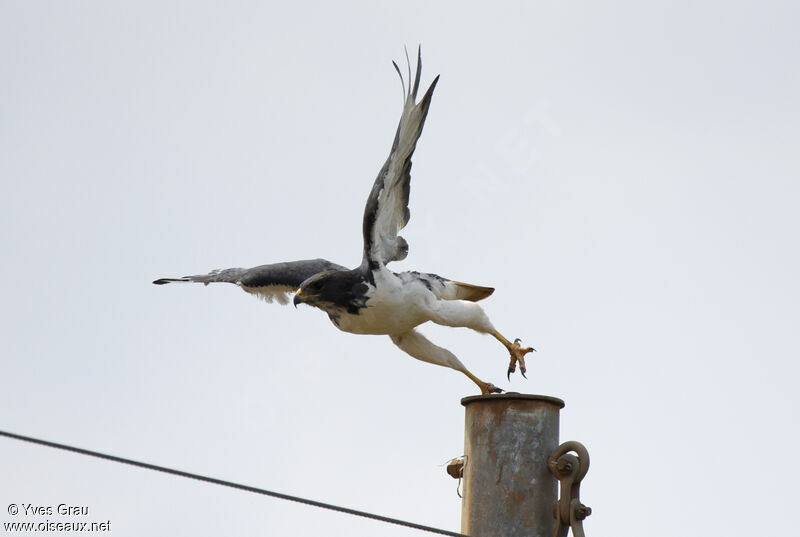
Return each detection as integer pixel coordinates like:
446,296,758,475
556,459,572,474
574,504,592,520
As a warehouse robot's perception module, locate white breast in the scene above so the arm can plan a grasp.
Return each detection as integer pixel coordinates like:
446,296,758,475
330,269,433,335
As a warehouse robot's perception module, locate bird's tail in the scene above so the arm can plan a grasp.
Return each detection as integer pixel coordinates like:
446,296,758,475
152,268,247,286
447,281,495,302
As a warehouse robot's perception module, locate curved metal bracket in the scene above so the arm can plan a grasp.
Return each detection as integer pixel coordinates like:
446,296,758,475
548,441,591,537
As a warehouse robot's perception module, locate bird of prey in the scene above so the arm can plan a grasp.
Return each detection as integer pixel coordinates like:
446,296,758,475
154,49,534,394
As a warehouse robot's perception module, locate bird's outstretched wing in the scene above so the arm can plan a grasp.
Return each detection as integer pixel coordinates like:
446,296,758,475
153,258,346,304
361,48,439,269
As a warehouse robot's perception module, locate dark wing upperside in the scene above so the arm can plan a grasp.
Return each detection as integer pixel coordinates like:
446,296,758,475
153,258,347,304
362,48,439,270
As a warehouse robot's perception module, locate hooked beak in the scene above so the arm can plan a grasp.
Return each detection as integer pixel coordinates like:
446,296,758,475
293,289,304,308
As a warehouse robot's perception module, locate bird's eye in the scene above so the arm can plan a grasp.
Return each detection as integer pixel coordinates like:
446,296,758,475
308,280,323,292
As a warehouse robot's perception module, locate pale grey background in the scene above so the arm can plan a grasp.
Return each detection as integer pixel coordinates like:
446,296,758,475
2,1,798,536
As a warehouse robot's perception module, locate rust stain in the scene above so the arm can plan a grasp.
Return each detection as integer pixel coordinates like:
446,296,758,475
485,399,509,426
505,490,527,508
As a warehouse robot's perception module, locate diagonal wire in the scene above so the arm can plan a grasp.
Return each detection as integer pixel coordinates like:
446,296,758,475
0,429,467,537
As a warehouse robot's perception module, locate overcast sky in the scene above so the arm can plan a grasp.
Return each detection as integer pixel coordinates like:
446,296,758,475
2,2,798,536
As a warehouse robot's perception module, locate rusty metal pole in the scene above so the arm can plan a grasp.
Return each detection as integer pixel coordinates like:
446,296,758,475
460,393,565,537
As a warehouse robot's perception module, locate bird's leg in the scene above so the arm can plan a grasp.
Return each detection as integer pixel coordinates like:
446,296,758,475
390,330,503,395
462,370,504,395
425,301,536,383
492,331,536,380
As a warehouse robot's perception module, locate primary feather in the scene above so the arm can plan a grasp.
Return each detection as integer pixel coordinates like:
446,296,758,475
361,47,440,269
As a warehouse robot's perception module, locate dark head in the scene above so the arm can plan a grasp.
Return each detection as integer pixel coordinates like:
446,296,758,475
293,269,370,315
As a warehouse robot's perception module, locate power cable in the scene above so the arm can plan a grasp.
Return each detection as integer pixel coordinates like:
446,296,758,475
0,429,467,537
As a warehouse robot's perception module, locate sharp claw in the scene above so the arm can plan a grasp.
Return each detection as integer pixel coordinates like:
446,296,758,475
505,338,534,381
482,382,504,395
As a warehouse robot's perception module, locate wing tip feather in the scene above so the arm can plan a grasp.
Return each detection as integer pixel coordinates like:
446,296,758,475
392,60,406,98
411,45,422,99
153,278,189,285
